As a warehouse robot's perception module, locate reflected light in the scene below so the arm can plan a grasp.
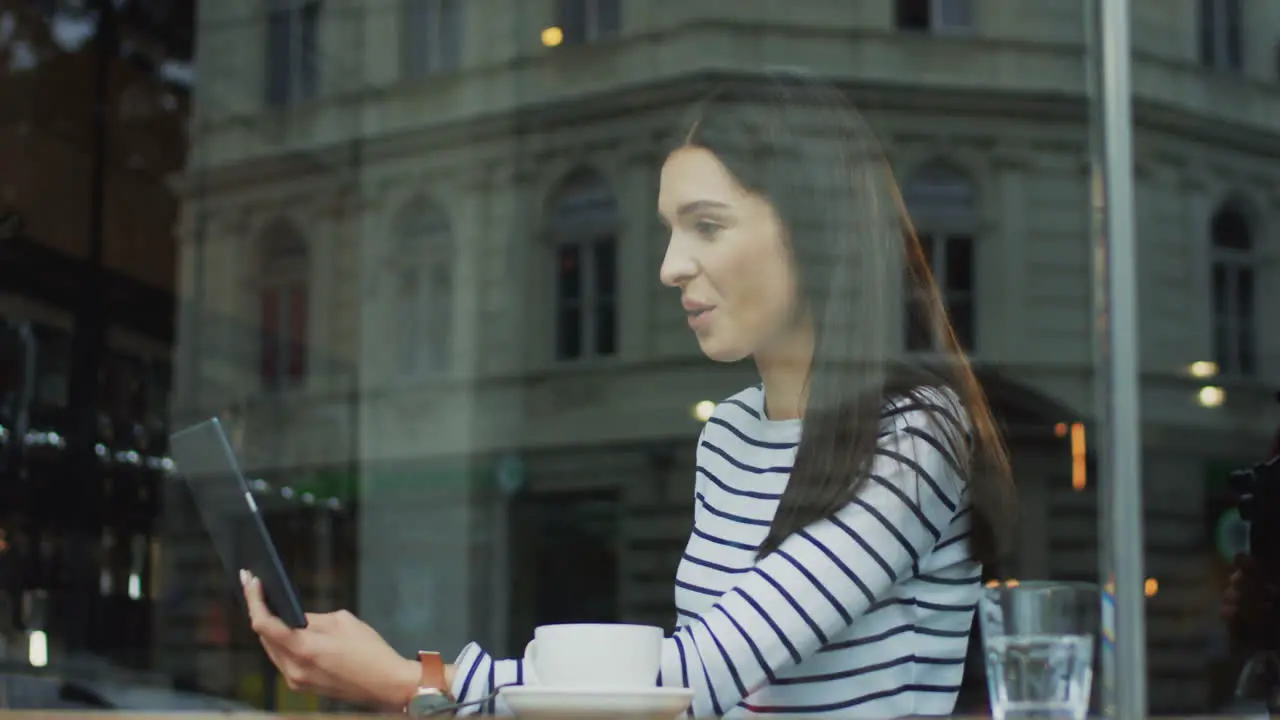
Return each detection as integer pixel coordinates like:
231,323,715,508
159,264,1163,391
692,401,717,423
541,26,564,47
1198,386,1226,408
1144,578,1158,597
28,630,47,667
984,578,1020,589
1189,360,1219,379
1070,423,1087,491
128,572,142,600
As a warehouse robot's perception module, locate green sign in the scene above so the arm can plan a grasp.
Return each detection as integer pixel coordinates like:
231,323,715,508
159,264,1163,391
1214,506,1248,562
256,456,496,504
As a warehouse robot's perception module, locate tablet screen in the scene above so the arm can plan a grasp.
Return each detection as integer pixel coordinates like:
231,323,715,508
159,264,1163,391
169,418,308,628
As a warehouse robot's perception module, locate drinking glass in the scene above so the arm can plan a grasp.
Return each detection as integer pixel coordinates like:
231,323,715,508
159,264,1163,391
979,581,1099,720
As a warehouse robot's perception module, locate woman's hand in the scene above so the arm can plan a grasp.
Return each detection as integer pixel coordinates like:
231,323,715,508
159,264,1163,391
242,570,423,710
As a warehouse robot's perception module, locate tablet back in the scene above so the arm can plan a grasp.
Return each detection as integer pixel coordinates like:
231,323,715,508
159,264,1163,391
168,418,308,628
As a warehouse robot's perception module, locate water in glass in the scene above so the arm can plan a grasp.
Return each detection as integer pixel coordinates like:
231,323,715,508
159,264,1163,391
985,632,1094,720
979,582,1098,720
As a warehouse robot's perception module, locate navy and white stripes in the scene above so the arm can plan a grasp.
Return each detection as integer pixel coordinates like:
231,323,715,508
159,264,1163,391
450,384,978,718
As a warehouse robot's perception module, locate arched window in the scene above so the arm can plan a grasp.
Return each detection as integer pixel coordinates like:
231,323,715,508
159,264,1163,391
903,160,978,351
549,168,618,361
391,198,454,376
1210,200,1255,376
258,220,309,389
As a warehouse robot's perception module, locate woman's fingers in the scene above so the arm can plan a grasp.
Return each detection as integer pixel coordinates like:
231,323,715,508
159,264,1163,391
243,570,294,644
1225,575,1241,602
256,633,325,693
258,637,291,675
241,569,332,691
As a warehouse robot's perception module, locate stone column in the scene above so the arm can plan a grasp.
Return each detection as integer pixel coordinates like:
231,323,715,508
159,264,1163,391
1180,171,1212,361
618,148,662,360
354,171,485,660
452,169,489,380
993,146,1029,363
355,455,478,659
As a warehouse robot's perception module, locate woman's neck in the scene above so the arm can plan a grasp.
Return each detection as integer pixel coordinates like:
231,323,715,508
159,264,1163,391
754,322,814,421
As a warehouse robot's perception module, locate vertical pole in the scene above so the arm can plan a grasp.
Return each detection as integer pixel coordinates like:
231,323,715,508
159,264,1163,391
64,0,118,657
1086,0,1148,717
185,129,208,417
491,476,513,654
1082,3,1112,716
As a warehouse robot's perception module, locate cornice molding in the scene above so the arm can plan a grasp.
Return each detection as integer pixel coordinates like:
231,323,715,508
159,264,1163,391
183,71,1280,197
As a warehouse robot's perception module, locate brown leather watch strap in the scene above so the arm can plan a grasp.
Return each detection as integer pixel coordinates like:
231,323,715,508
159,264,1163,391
417,651,448,694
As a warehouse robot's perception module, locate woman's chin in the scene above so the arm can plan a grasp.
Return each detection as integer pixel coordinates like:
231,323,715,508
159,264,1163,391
697,336,750,364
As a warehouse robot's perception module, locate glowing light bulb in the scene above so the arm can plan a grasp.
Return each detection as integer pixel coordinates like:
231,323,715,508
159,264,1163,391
1197,386,1225,408
692,401,716,423
1188,360,1219,379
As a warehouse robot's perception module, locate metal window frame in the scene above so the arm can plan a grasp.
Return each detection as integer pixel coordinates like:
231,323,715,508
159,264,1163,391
561,0,619,44
1086,0,1147,717
1201,0,1244,70
260,281,305,388
1211,259,1254,376
393,212,455,378
554,237,615,361
928,232,975,351
402,0,460,76
931,0,975,34
266,0,320,106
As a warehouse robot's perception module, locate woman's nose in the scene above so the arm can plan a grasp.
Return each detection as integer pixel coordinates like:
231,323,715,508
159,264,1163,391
659,238,696,288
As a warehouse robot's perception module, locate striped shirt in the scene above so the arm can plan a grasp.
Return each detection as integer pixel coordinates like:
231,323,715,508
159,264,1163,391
450,384,978,718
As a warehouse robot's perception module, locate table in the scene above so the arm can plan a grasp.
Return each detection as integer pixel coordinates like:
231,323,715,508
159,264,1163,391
0,707,396,712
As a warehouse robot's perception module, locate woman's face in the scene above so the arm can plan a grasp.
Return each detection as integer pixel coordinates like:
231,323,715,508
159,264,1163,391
658,146,800,363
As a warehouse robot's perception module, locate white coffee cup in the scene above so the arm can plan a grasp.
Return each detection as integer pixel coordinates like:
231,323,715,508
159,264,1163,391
525,623,664,689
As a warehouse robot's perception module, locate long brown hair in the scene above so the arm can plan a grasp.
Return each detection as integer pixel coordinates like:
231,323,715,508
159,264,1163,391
681,70,1015,566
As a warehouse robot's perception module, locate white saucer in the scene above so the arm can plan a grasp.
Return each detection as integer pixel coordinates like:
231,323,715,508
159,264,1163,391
500,685,694,718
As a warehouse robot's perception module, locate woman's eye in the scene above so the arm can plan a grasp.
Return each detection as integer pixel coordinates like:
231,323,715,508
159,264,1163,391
694,220,722,237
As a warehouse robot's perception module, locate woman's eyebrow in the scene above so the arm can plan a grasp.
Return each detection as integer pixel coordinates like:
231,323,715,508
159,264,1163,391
676,199,731,217
658,199,732,224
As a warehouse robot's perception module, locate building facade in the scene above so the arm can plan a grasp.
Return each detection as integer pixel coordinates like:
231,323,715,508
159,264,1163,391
172,0,1280,711
0,0,188,671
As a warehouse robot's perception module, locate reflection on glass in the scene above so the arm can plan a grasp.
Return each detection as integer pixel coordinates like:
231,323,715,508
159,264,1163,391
403,0,463,77
980,582,1099,720
557,0,621,46
895,0,974,34
265,0,320,107
1198,0,1244,71
5,0,1280,714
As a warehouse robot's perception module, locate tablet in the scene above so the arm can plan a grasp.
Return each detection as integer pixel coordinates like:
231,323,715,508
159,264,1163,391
169,417,308,629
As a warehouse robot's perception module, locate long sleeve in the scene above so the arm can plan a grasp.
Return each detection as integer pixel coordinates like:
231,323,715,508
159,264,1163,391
656,401,967,717
449,642,529,716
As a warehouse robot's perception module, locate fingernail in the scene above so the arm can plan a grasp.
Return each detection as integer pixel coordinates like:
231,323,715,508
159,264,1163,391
240,569,250,586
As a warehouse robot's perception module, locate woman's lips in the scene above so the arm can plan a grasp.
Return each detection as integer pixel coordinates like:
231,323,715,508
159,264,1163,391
687,307,715,331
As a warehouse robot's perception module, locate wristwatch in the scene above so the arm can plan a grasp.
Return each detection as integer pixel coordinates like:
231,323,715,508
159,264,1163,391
404,651,454,717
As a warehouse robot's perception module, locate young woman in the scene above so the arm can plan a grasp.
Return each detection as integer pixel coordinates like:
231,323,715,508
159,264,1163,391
243,70,1014,717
